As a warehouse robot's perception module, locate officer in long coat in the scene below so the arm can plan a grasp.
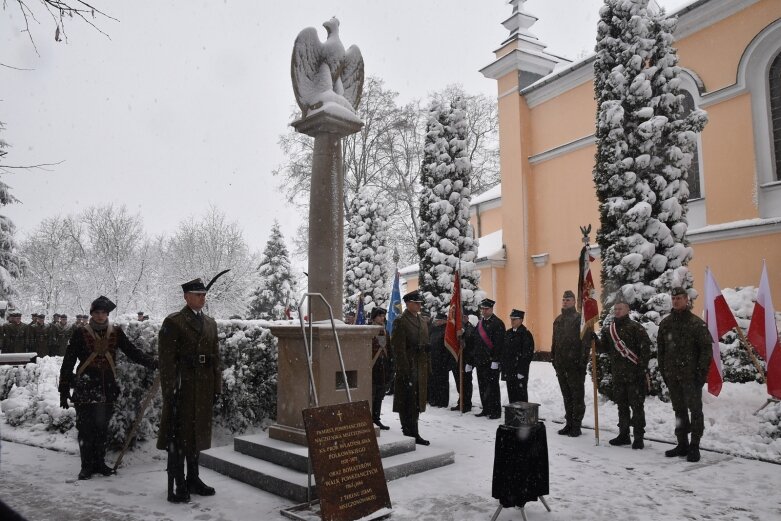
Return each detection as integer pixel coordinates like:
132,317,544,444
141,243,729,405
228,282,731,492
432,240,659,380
157,277,223,503
59,296,157,480
468,298,505,419
501,309,535,403
552,290,589,437
391,290,431,445
1,312,28,353
596,293,651,449
427,312,452,408
370,307,392,430
657,287,712,462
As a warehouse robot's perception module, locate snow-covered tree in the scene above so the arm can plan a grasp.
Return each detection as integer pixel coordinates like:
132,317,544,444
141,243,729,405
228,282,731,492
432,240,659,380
248,221,297,320
593,0,707,397
0,125,27,304
417,98,481,317
344,187,391,316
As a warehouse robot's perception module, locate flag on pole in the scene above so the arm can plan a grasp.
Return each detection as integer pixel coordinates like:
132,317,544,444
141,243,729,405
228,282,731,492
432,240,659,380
704,268,739,397
386,271,402,336
444,270,463,361
578,244,599,338
355,293,366,325
747,261,781,399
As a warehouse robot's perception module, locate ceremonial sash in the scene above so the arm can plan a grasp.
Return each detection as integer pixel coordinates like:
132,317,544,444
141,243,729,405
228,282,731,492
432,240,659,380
609,322,639,365
477,320,494,350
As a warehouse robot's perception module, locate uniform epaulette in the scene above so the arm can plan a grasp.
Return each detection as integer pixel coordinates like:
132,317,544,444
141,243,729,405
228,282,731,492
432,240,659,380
166,311,183,320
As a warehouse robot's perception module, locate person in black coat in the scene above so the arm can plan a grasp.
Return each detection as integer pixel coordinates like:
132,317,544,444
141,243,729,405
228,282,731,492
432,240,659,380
452,310,476,412
500,309,535,403
427,312,452,408
467,298,505,419
59,296,158,480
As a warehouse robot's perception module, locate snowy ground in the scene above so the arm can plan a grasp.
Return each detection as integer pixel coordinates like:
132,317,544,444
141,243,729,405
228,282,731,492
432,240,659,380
2,362,780,521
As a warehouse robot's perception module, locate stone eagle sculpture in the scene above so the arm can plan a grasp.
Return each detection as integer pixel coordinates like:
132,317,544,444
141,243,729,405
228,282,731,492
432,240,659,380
291,17,364,118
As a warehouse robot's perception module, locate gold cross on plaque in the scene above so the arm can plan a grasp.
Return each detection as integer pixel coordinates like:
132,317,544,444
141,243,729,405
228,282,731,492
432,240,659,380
337,410,343,422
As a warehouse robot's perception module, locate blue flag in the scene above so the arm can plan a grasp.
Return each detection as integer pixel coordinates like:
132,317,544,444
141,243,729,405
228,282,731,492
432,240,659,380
386,271,402,336
355,293,366,325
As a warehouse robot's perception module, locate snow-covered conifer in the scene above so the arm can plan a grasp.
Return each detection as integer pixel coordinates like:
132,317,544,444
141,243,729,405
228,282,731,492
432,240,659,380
248,221,297,320
0,126,26,303
344,187,391,315
417,98,480,316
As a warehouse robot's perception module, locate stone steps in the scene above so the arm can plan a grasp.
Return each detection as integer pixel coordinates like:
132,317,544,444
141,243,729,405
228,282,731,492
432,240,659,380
200,431,455,503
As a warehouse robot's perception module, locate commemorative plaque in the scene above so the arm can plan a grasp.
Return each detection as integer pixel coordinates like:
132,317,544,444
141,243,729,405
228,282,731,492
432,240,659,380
302,400,391,521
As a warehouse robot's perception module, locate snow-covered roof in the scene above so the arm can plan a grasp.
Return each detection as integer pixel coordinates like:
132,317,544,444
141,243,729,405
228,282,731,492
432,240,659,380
471,185,502,206
475,229,505,261
398,228,506,277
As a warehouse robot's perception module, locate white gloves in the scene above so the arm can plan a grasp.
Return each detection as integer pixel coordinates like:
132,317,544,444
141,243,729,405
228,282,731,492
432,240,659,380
490,362,500,370
517,374,524,380
465,364,473,373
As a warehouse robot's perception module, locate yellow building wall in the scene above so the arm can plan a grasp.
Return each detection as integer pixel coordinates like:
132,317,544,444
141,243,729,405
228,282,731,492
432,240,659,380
472,204,503,237
488,0,781,353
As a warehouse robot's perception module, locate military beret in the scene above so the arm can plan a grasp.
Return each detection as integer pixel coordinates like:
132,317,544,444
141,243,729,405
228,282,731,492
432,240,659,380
613,292,629,306
479,298,496,308
435,312,448,320
9,312,21,318
137,311,145,315
402,290,424,303
181,278,207,294
370,307,386,320
509,309,525,319
562,290,576,299
90,296,116,313
53,313,61,319
671,287,688,297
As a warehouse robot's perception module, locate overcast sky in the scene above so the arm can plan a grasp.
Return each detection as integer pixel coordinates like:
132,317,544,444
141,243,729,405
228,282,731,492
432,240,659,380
1,0,691,253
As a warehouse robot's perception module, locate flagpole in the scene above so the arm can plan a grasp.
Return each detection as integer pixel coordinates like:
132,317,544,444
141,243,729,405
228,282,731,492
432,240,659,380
580,225,600,446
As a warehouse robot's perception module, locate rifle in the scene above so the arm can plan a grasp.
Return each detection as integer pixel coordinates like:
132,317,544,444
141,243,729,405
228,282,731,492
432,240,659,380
113,374,160,471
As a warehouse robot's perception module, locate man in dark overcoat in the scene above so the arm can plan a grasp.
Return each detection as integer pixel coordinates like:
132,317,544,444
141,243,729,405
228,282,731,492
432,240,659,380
157,278,223,503
501,309,535,403
552,290,589,437
595,293,651,449
427,312,452,408
657,287,713,462
370,307,392,430
391,290,431,445
51,314,72,356
468,298,505,419
29,314,50,357
1,312,28,353
59,296,157,480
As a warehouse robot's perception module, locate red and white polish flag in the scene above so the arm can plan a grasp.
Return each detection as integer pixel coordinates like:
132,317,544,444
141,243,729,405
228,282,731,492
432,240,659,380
747,261,781,399
704,268,739,397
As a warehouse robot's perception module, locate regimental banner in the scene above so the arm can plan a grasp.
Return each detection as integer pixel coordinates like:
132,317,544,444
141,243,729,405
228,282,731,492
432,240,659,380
302,401,392,521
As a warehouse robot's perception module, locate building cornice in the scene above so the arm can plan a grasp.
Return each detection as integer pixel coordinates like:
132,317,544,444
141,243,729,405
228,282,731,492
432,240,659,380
687,217,781,244
521,57,595,108
673,0,761,40
480,48,561,80
528,134,596,165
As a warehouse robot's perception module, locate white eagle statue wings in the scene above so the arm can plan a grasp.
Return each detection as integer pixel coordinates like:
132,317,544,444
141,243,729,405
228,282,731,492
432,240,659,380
291,17,364,118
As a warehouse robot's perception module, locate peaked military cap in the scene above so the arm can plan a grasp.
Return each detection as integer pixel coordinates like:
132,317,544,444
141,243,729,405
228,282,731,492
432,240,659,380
435,311,448,320
479,298,495,308
53,313,61,319
509,309,525,319
562,290,576,299
181,278,207,294
137,311,144,315
402,290,424,303
59,314,68,319
670,287,688,297
90,295,117,313
9,311,21,318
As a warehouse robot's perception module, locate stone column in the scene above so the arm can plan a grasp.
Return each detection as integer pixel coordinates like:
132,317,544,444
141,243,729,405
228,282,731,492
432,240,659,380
292,110,363,320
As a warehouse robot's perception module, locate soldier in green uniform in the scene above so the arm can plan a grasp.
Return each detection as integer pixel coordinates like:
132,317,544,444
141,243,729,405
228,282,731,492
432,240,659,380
1,312,29,353
391,290,431,446
596,293,651,449
157,278,223,503
29,314,50,357
46,314,60,356
51,314,73,356
657,287,712,462
552,290,589,437
59,296,158,480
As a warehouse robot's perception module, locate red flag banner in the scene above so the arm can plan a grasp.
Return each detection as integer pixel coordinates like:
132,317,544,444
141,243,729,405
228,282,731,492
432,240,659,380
704,268,739,397
444,270,463,361
578,246,599,339
747,261,781,399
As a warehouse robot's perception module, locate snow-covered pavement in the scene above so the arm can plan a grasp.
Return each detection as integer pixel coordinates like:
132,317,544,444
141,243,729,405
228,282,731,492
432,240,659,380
2,362,780,520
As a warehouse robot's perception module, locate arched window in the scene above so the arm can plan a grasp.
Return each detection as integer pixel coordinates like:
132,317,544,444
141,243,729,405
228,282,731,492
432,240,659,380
681,90,702,199
770,51,781,181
